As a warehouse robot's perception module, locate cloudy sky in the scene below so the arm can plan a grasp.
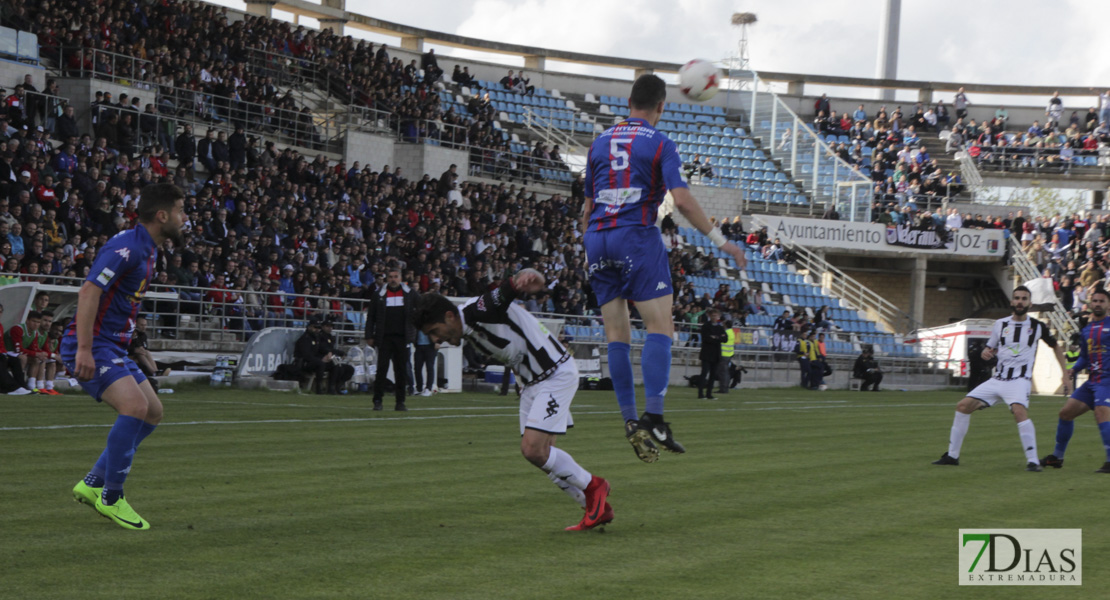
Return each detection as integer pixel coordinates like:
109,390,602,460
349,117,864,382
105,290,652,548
208,0,1110,105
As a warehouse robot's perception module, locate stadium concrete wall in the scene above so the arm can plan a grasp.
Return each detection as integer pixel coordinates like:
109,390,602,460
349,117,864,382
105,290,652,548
667,184,745,229
0,60,45,94
392,143,467,184
344,130,395,171
837,269,975,329
55,78,137,141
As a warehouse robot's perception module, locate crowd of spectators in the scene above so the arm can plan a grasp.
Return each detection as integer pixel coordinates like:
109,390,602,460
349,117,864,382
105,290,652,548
961,91,1110,173
803,93,965,215
4,0,571,177
1015,211,1110,322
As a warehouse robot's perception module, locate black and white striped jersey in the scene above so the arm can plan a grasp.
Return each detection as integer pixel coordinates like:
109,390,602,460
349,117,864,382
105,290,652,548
459,280,570,386
987,316,1057,381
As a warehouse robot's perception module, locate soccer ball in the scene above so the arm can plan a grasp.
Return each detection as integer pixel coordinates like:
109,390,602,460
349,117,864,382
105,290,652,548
678,59,720,102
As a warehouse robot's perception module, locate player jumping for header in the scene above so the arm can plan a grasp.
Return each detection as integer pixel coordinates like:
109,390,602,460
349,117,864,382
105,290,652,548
66,183,187,530
581,74,746,461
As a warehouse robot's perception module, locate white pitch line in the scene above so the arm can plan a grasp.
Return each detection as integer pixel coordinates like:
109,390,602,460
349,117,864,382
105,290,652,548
0,402,949,432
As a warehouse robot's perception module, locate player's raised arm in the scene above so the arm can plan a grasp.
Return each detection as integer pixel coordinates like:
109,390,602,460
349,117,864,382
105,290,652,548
670,187,746,270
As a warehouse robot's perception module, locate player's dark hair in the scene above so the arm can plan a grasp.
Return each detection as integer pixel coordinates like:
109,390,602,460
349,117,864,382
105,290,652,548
630,74,667,111
137,183,184,224
1092,286,1110,301
1013,285,1031,298
412,293,458,330
26,310,41,320
40,310,53,318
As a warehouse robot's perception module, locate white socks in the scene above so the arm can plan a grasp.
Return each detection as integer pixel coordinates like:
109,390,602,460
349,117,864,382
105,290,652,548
547,472,586,508
948,411,971,459
541,447,592,495
28,377,37,390
1017,419,1038,463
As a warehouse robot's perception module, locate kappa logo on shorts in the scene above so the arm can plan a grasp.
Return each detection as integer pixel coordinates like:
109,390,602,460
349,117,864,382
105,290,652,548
544,395,559,419
99,366,110,376
656,281,668,290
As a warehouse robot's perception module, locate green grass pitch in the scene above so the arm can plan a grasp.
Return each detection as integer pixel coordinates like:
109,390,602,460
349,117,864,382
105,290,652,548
2,385,1106,599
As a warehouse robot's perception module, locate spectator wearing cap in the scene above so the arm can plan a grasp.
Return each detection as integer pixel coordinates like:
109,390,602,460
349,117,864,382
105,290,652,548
279,265,296,295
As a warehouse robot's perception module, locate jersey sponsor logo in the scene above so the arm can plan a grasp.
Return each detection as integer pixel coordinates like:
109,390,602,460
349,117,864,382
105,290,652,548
115,248,131,261
385,296,404,307
96,267,116,286
595,187,642,207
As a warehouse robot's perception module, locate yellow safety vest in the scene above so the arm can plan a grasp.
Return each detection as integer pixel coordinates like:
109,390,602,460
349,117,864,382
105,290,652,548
1065,349,1079,370
722,328,736,357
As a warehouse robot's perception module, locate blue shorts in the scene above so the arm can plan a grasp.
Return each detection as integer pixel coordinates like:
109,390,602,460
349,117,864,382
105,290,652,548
585,226,673,306
1070,380,1110,410
60,336,147,402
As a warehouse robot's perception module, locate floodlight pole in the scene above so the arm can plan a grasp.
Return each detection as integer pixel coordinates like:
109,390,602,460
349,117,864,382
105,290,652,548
876,0,901,101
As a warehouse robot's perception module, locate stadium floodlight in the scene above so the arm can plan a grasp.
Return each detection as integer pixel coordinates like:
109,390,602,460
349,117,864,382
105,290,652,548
724,12,758,91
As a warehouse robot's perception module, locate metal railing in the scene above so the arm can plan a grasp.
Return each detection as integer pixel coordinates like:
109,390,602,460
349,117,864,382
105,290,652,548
751,215,922,334
46,46,345,153
521,106,589,157
974,146,1109,176
1006,236,1078,340
12,89,67,134
8,274,367,343
46,46,156,91
744,72,874,222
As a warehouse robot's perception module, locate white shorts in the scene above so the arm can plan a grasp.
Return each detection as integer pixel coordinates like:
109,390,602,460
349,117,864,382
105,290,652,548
968,377,1031,408
519,362,578,435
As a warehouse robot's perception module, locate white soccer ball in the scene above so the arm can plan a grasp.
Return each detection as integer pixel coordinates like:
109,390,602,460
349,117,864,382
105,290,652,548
678,59,721,102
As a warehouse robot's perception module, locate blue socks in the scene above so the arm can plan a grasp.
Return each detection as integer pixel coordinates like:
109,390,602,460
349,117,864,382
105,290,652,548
608,341,637,422
642,333,672,416
1053,419,1075,459
101,415,146,504
86,421,158,490
1100,421,1110,461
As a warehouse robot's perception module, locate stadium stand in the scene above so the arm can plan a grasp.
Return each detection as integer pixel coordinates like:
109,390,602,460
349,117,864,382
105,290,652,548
12,0,1077,364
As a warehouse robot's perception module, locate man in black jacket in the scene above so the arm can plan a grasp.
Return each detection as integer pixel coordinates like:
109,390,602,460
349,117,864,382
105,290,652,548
852,347,883,391
320,318,354,394
175,124,196,169
365,268,419,411
697,309,726,399
294,317,332,394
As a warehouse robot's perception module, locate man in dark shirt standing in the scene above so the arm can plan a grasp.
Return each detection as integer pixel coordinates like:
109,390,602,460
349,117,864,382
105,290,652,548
365,267,419,411
697,309,726,399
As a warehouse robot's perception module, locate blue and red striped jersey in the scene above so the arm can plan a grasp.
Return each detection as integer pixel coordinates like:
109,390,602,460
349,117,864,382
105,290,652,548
1074,317,1110,382
64,224,157,348
584,117,686,230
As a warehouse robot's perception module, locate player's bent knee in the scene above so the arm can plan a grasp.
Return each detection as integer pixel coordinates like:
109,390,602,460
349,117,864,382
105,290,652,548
520,433,552,467
956,397,982,414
